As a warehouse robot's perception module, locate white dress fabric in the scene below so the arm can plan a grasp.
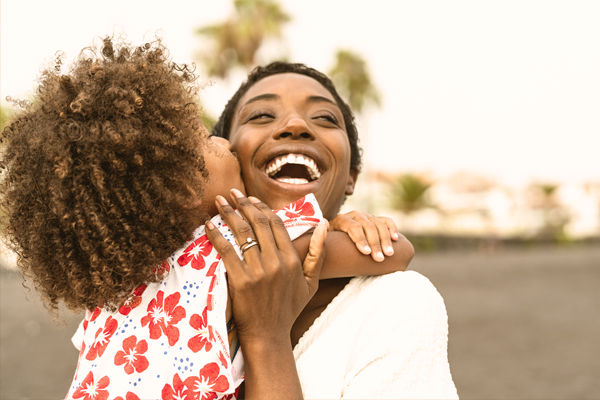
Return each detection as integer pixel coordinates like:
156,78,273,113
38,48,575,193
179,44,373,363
66,195,322,400
293,270,459,399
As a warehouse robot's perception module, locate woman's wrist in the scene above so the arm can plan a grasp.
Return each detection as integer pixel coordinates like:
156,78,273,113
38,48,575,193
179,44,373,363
241,335,303,399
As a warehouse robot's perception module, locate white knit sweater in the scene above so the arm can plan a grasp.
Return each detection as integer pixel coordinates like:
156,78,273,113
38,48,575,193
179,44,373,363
293,270,459,399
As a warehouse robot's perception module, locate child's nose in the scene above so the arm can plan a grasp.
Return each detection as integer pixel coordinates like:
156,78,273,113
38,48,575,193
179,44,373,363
211,136,231,150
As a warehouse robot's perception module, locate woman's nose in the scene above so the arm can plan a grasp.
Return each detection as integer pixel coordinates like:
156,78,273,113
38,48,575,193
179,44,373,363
274,117,315,140
211,136,231,150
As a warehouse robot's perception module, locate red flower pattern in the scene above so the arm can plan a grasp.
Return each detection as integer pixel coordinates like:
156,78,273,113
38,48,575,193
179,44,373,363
140,290,186,346
119,285,147,316
68,197,319,399
114,392,140,400
185,363,230,400
283,197,316,218
281,197,321,225
177,235,213,270
90,307,102,322
162,373,193,400
187,307,214,353
72,371,110,400
153,260,171,276
114,335,149,374
85,316,118,361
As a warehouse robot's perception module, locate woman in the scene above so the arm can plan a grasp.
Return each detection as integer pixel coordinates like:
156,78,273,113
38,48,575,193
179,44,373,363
210,62,458,399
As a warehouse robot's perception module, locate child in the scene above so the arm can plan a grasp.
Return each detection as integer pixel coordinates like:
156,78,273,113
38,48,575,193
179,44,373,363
0,37,412,399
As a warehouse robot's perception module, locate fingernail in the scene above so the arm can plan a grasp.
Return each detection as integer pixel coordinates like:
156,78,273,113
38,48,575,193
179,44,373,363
216,195,228,205
386,246,394,255
392,232,399,240
376,252,384,261
248,196,260,204
364,246,371,254
231,188,244,198
205,221,215,230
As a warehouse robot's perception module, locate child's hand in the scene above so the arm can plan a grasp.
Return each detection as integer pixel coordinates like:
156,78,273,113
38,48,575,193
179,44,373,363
329,211,399,262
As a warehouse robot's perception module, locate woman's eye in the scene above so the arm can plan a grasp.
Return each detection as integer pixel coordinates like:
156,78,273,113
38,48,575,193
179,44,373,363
247,110,274,122
315,113,338,125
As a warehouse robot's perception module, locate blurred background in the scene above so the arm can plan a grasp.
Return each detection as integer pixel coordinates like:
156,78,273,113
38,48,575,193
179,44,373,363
1,0,599,399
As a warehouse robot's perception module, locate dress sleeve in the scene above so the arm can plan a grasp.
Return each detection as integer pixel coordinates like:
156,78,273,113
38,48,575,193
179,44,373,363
272,193,324,240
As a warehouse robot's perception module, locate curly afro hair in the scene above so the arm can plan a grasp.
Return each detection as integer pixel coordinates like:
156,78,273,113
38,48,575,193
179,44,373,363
0,37,209,313
211,61,363,172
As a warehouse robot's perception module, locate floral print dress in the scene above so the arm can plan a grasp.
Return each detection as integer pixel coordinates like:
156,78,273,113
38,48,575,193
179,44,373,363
66,195,323,400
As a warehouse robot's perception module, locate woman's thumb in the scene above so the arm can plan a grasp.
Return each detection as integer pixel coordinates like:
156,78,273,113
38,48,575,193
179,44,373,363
302,223,327,296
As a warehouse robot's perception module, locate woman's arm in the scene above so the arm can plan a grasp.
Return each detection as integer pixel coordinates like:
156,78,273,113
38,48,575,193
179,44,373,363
205,191,328,399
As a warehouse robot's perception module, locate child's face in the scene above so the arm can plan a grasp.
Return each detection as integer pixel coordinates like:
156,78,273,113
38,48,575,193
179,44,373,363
199,136,246,217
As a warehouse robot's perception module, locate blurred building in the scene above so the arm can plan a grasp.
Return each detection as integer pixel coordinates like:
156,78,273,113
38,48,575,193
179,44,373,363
344,171,600,241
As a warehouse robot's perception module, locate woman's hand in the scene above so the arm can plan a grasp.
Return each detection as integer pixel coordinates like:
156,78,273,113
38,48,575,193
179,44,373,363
205,189,327,341
329,211,399,262
204,189,327,399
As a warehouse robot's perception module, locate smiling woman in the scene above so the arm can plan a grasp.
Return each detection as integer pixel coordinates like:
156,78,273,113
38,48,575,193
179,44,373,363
213,61,458,399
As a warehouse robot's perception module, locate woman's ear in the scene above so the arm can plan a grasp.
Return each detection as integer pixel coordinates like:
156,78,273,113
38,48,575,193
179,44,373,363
345,168,359,196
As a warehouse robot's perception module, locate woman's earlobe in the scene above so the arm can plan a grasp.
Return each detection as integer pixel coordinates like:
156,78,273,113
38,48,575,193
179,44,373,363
345,168,359,195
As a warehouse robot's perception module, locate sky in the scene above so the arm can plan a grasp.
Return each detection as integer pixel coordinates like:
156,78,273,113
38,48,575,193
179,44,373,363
2,0,599,186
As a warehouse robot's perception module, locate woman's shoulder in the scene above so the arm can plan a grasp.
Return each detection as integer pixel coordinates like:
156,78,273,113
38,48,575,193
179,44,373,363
344,270,445,309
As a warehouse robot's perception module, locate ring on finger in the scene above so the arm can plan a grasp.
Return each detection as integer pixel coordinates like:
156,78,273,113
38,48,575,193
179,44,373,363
240,237,259,253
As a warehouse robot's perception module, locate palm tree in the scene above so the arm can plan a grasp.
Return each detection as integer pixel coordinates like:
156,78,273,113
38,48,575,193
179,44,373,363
328,50,381,212
195,0,290,78
389,173,433,214
533,183,569,240
328,49,381,114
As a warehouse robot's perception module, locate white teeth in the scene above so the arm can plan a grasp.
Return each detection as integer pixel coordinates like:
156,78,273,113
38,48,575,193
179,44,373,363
265,153,321,181
277,177,309,185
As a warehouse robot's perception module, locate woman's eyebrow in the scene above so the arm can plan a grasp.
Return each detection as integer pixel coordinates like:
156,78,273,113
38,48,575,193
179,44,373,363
238,93,279,115
306,95,338,107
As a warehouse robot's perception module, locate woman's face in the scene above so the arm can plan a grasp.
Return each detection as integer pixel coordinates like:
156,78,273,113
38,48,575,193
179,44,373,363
198,135,246,218
228,73,357,219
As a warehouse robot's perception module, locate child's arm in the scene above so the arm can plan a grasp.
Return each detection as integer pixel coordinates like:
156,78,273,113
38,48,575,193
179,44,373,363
243,196,414,280
292,228,414,280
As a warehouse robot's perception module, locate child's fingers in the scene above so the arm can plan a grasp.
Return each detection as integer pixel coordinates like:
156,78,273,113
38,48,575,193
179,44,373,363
381,216,400,241
302,224,327,297
330,212,371,256
367,215,395,257
333,211,385,262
